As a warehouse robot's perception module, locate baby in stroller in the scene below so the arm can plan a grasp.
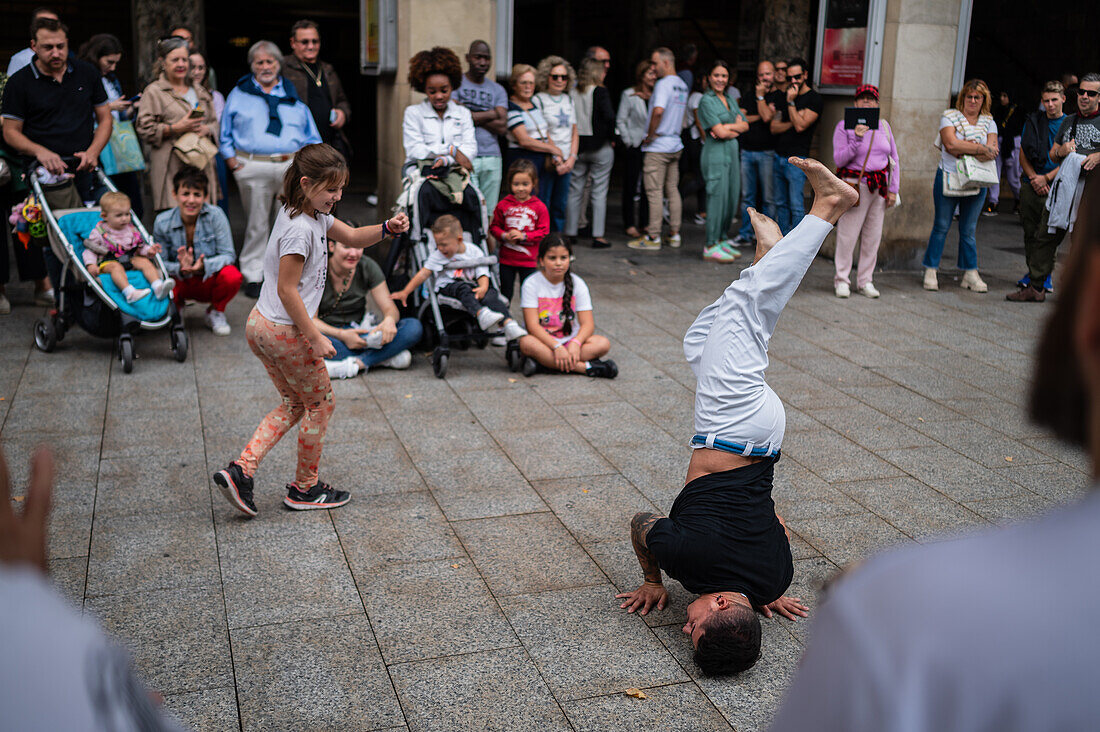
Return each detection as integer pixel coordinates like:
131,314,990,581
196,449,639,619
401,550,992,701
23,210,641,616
82,192,174,304
392,214,527,342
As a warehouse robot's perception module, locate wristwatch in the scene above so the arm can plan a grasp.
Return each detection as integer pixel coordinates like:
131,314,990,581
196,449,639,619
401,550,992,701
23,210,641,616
788,100,796,106
756,95,765,101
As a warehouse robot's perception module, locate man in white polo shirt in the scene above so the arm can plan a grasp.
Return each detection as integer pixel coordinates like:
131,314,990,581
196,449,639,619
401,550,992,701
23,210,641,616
629,47,688,251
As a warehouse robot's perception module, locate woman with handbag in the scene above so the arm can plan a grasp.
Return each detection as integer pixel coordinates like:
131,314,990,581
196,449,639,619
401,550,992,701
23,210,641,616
505,65,565,185
533,56,578,232
136,36,218,214
78,33,145,218
831,84,899,298
921,79,998,293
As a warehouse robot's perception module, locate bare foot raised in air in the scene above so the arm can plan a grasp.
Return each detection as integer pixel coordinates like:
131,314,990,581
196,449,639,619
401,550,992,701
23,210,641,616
748,207,783,265
791,157,859,224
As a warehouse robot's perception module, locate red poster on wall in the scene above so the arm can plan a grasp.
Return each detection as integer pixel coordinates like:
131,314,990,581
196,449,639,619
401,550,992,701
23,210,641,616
820,0,869,87
821,27,867,86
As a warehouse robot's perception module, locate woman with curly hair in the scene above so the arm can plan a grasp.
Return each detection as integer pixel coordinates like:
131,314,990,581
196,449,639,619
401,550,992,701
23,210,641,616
402,46,476,173
533,55,578,231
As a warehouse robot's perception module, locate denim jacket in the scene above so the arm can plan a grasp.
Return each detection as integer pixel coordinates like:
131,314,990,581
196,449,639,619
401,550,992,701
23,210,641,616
153,203,235,280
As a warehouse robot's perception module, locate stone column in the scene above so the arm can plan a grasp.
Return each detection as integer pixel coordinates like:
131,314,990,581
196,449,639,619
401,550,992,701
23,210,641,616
875,0,966,265
376,0,498,214
131,0,204,85
815,0,966,267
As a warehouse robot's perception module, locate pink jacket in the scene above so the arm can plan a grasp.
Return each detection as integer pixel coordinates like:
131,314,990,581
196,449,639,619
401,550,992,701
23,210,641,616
832,119,900,194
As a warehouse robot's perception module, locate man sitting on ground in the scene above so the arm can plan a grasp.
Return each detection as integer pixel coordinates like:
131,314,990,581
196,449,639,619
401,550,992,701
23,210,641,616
616,157,858,675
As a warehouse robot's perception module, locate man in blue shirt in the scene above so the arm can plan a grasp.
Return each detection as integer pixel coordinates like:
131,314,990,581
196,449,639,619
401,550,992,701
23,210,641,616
1008,80,1069,302
452,40,508,214
220,40,321,296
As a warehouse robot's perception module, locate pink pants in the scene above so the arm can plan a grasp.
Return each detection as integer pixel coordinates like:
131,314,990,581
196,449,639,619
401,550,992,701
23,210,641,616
834,181,886,289
238,309,334,488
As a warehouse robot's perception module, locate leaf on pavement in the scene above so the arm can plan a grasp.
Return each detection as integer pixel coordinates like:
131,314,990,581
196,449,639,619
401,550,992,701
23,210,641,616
1004,456,1013,462
624,688,647,699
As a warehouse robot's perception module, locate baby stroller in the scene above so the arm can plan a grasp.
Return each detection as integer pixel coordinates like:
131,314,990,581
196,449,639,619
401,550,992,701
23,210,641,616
28,163,187,373
385,175,524,378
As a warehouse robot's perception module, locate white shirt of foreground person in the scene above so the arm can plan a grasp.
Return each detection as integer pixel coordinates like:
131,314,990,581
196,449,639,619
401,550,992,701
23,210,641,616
0,565,182,730
769,490,1100,732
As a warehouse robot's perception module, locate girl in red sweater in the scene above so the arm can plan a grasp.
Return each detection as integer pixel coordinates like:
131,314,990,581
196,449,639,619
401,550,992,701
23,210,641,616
491,159,550,301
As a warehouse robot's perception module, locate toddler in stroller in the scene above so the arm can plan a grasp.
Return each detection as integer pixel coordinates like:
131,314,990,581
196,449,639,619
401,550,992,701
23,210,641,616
82,192,174,303
392,214,527,341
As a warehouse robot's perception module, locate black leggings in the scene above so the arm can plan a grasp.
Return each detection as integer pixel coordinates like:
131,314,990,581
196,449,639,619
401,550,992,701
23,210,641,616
438,281,510,319
498,263,536,303
621,146,648,231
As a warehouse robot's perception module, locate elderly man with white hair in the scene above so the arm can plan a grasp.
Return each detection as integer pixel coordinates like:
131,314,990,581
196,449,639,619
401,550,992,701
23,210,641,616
220,39,322,296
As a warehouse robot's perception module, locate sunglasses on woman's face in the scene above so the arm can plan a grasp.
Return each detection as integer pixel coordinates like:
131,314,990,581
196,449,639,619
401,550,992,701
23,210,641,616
550,74,568,81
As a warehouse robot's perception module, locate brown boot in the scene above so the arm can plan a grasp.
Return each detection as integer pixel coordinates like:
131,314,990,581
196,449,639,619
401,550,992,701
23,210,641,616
1006,286,1046,303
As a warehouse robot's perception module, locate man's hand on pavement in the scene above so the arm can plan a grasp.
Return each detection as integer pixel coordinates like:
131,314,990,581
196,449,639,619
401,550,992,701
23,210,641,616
616,582,669,615
760,595,809,621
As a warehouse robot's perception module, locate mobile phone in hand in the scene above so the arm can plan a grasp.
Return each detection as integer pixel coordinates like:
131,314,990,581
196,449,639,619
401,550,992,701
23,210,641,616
188,108,204,119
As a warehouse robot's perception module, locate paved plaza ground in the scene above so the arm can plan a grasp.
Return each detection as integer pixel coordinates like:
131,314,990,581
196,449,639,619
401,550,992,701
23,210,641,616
0,209,1090,731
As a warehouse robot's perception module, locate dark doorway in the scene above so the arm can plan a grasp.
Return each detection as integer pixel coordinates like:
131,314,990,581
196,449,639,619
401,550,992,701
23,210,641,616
205,0,376,187
2,0,138,95
966,0,1100,104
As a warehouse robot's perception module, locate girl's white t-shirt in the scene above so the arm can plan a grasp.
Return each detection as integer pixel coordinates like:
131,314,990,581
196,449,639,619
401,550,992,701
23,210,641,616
520,270,592,345
256,206,334,325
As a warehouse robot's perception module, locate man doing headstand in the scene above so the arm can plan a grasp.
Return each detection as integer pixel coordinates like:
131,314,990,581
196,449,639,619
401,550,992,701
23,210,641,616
616,157,858,675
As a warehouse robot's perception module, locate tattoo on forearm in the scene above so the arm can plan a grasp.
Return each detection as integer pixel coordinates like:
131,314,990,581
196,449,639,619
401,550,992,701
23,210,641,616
630,512,664,584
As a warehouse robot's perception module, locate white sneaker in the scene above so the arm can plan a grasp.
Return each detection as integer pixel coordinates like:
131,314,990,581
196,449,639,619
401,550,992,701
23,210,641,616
476,307,505,331
34,288,55,306
0,293,10,314
204,309,231,336
153,278,175,300
835,282,851,298
858,283,880,298
702,244,736,263
960,269,988,293
490,334,507,347
667,233,682,248
325,356,362,379
378,350,412,369
627,235,661,251
692,213,706,225
503,319,528,341
125,287,151,303
923,268,939,291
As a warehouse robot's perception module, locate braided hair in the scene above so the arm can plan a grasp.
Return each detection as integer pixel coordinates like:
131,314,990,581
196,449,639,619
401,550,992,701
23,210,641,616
538,233,574,335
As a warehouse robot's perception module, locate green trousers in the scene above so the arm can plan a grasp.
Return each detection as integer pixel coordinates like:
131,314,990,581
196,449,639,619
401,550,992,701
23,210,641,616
1020,182,1067,282
701,141,741,246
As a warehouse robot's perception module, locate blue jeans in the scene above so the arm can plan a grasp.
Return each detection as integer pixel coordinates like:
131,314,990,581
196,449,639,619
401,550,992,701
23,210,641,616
772,154,807,234
738,150,775,240
326,318,423,368
923,168,983,271
540,170,571,232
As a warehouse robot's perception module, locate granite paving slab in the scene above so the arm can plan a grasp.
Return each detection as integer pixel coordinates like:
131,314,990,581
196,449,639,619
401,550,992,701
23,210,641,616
562,682,732,731
86,586,232,695
359,557,518,664
162,687,240,732
454,512,605,596
532,474,658,545
389,646,570,732
217,513,362,629
500,584,690,701
232,614,403,731
335,490,464,573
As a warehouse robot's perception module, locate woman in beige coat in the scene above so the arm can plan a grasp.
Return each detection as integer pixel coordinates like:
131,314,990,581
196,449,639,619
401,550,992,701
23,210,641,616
136,36,219,212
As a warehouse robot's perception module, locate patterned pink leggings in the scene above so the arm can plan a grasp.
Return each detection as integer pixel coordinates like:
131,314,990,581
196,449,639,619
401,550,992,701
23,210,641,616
238,309,335,488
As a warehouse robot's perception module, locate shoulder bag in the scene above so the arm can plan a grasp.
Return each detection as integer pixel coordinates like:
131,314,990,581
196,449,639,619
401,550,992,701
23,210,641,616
840,130,875,206
170,95,217,170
